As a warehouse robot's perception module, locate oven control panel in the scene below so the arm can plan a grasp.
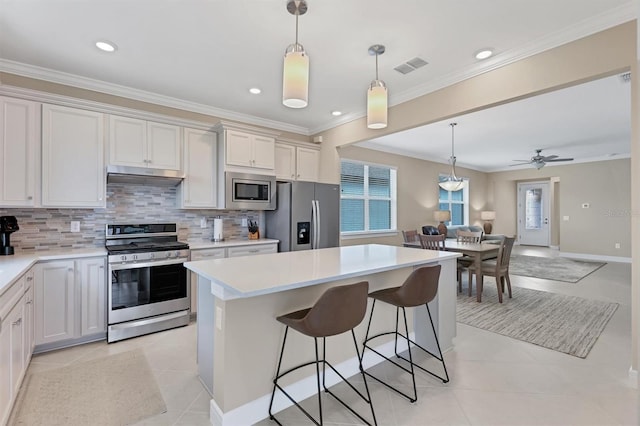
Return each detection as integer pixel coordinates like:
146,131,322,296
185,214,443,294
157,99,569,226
108,249,190,264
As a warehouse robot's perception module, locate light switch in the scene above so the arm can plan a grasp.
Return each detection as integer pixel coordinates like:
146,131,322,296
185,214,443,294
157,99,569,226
563,216,570,221
581,203,590,209
215,307,223,330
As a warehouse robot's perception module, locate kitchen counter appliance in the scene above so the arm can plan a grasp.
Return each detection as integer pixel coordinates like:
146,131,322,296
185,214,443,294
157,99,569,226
105,223,190,342
265,182,339,251
0,216,19,255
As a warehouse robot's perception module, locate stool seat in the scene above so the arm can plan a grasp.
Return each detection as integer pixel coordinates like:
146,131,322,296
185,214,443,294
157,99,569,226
361,265,449,403
269,281,377,425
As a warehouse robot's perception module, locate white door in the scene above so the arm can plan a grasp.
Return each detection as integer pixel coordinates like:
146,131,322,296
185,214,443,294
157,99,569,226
517,181,550,246
79,258,106,336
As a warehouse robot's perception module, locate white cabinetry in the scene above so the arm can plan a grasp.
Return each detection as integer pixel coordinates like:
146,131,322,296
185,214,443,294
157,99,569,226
0,268,34,425
179,128,218,208
0,96,39,207
41,104,105,207
35,257,106,349
275,142,319,182
79,257,106,337
109,115,182,171
226,244,278,257
225,130,275,171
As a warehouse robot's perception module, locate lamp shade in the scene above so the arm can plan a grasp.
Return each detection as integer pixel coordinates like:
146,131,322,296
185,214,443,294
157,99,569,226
367,81,388,129
481,211,496,221
434,210,451,222
283,49,309,108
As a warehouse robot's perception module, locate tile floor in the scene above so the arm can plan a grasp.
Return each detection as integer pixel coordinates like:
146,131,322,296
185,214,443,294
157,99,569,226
15,246,639,425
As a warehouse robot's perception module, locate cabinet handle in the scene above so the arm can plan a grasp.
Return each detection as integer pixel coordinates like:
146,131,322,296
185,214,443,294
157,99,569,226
26,276,33,281
26,300,32,305
27,196,33,200
12,318,22,326
68,268,74,272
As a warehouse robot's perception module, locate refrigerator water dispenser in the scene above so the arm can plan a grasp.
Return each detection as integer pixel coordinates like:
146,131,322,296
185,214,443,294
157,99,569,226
297,222,310,244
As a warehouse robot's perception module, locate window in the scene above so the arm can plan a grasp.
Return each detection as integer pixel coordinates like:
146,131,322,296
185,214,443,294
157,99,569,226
438,176,469,226
340,160,397,234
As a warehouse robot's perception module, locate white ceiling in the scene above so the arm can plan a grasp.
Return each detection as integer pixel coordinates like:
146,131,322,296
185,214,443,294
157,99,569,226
0,0,635,170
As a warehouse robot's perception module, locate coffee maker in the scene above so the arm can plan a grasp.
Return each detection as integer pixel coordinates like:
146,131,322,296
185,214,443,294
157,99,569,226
0,216,19,255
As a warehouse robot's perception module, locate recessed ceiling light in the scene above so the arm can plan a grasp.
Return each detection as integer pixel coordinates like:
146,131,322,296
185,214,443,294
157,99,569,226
331,111,342,116
249,88,261,94
475,49,493,60
95,41,117,53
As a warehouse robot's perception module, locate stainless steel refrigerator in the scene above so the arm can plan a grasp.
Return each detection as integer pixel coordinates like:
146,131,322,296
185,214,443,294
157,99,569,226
265,181,340,252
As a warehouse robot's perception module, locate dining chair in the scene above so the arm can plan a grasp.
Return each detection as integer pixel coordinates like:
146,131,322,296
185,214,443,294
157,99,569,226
455,230,482,292
467,236,516,303
418,233,446,250
402,229,419,243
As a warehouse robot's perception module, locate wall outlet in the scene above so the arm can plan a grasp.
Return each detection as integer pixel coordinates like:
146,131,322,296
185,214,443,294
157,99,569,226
563,216,570,221
200,217,207,228
241,218,248,227
615,243,621,249
581,203,590,209
70,221,80,232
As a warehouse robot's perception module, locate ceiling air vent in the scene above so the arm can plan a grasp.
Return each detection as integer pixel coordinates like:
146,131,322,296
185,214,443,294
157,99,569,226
394,57,428,75
619,72,631,84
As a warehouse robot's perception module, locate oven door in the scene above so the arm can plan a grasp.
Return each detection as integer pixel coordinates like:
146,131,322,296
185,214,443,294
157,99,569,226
108,258,190,325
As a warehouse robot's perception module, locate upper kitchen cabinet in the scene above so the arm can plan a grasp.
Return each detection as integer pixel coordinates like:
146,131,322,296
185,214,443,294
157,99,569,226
214,122,280,175
41,104,105,208
109,115,182,171
275,140,319,182
178,128,218,208
0,96,39,207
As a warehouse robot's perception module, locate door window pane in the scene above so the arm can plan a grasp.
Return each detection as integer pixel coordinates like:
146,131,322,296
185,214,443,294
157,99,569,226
525,188,542,229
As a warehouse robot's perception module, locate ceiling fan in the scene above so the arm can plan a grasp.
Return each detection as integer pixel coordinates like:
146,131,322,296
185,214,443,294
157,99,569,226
511,149,574,169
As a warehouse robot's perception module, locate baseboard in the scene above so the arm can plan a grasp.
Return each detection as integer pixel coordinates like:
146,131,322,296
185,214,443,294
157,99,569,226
209,333,415,426
558,251,631,263
549,245,559,250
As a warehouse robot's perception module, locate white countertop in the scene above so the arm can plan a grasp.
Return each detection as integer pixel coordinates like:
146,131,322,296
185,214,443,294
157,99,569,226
188,239,279,250
0,248,107,296
185,244,460,300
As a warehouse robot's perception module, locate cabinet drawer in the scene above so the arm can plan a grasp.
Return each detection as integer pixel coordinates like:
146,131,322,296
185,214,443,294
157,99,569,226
226,244,277,258
0,276,25,324
191,248,226,261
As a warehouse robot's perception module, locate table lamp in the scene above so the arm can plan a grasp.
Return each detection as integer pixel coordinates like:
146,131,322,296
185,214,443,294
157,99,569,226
481,210,496,234
434,210,451,236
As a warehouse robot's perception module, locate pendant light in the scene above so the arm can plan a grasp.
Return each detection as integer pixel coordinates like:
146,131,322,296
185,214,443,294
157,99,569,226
439,122,466,191
367,44,388,129
283,0,309,108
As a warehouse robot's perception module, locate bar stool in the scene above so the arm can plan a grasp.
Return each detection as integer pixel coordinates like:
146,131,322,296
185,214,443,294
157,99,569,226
360,265,449,403
268,281,377,425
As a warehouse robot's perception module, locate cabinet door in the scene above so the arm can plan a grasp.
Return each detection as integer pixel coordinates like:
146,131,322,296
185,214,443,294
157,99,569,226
226,244,278,257
147,121,181,170
35,261,76,345
8,301,24,398
275,143,296,180
42,104,105,207
0,97,39,207
79,258,106,337
252,135,275,170
225,130,253,167
296,147,320,182
108,115,147,168
0,308,11,425
181,128,217,208
23,272,35,366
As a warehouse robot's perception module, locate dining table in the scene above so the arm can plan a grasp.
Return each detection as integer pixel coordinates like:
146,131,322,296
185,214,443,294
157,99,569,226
404,239,501,302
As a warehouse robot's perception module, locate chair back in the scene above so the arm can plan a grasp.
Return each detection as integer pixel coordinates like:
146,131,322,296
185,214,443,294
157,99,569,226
402,229,419,243
396,265,441,307
457,230,482,243
419,234,446,251
495,237,516,270
303,281,369,337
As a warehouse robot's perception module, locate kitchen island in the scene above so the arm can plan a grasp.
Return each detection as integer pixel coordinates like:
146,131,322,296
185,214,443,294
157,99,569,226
185,244,460,426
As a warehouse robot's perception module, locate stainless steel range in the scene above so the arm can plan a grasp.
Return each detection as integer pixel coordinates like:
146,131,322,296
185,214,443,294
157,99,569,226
106,223,190,343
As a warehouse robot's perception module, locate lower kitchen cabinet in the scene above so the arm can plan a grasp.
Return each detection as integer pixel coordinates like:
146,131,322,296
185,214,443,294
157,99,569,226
0,268,34,425
34,257,107,351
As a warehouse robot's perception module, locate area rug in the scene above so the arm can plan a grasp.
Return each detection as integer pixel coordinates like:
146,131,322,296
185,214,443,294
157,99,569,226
508,254,605,283
10,349,166,425
457,286,618,358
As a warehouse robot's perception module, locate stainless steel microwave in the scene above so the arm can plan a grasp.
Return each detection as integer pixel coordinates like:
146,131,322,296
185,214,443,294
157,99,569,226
225,172,277,210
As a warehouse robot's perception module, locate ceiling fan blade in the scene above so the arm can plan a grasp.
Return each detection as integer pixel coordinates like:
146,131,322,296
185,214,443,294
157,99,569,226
545,157,574,162
539,154,558,161
511,159,531,163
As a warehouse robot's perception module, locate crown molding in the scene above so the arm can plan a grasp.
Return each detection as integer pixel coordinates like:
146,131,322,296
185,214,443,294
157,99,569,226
0,59,309,136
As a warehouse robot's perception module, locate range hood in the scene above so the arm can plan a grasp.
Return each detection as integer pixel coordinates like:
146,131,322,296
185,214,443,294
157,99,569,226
106,165,184,186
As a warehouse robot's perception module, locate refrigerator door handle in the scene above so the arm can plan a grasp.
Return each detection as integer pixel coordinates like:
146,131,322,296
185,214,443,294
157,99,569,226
311,199,317,249
315,199,321,249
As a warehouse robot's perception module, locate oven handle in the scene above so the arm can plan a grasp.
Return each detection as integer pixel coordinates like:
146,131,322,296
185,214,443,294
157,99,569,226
109,258,188,270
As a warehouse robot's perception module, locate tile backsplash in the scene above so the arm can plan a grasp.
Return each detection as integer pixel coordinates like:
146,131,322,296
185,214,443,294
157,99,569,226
0,183,263,252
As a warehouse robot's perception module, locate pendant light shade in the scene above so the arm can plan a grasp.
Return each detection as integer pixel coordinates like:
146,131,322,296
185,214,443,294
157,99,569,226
367,44,387,129
283,0,309,109
439,122,467,192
